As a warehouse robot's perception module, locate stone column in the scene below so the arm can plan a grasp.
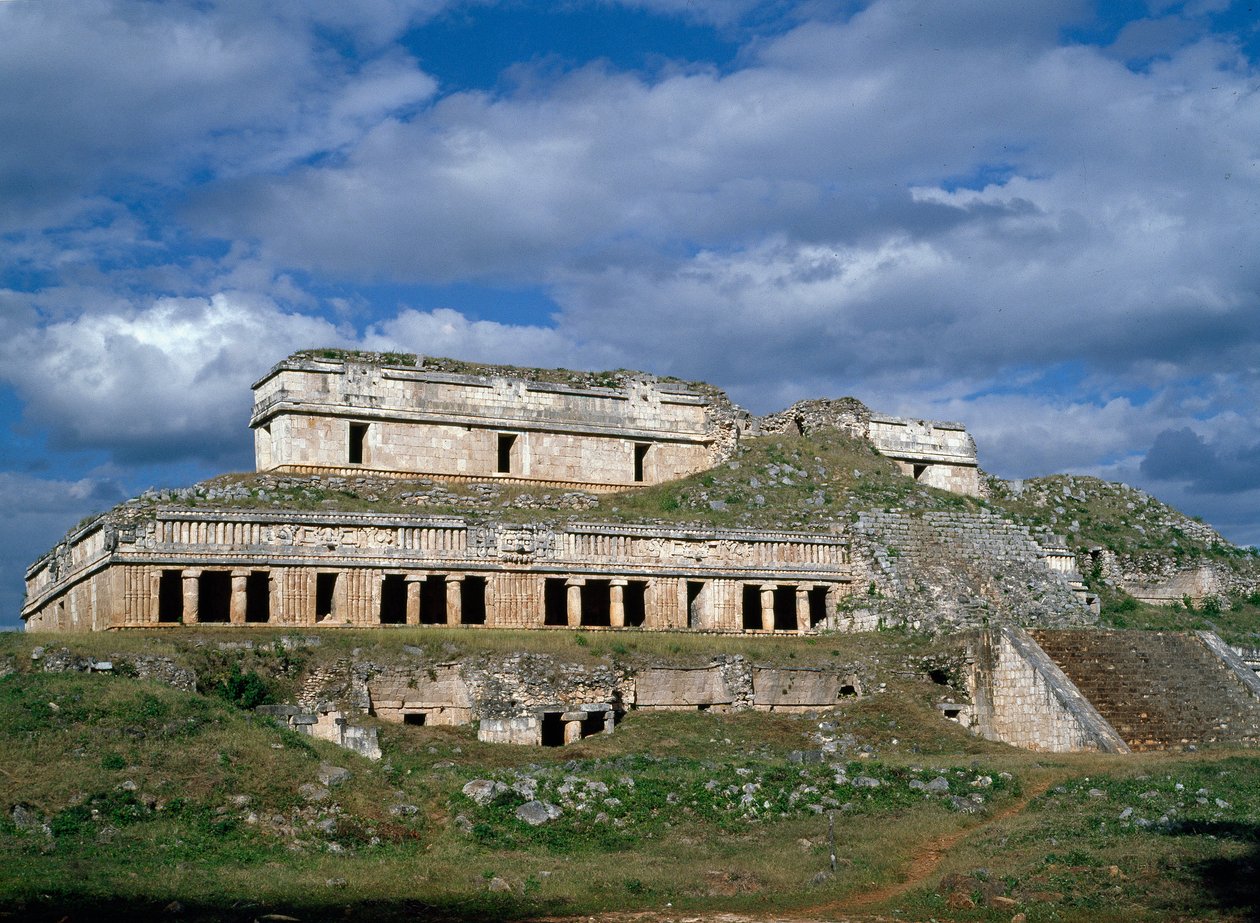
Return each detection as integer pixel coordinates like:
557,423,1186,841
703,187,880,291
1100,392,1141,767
405,576,422,626
230,570,249,625
563,713,583,745
760,584,776,632
609,579,627,628
824,585,841,631
445,575,463,626
566,578,584,628
795,585,810,634
149,570,162,625
181,570,200,624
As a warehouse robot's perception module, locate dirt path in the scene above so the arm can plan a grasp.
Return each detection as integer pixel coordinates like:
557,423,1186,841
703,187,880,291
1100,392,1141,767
819,775,1057,914
532,775,1060,923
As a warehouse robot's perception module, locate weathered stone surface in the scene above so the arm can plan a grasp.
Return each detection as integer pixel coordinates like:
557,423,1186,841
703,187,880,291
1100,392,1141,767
514,800,562,826
462,779,509,806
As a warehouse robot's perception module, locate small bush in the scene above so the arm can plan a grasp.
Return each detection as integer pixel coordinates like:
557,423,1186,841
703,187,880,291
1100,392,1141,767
214,664,273,710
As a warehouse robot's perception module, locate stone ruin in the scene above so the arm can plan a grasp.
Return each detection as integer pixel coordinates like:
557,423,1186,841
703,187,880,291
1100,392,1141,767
22,350,1087,634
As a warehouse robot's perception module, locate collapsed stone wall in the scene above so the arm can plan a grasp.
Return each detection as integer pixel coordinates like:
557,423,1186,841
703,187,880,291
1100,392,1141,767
998,475,1260,606
757,398,871,439
848,510,1092,632
296,651,869,746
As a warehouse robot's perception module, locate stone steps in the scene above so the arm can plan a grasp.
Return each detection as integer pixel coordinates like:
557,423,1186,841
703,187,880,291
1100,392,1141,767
1032,630,1260,751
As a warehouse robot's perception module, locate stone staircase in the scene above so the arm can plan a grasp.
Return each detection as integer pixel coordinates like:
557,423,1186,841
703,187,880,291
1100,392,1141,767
1031,630,1260,751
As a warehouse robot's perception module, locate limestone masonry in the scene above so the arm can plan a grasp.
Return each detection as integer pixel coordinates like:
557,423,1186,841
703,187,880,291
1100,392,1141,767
23,351,1260,754
22,350,1080,634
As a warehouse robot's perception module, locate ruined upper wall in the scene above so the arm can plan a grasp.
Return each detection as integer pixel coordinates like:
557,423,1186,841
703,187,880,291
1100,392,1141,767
756,399,981,497
251,351,750,488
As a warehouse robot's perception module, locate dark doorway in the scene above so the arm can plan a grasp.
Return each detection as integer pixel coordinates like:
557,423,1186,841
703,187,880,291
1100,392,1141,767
624,581,647,627
540,712,565,747
544,578,568,625
420,575,446,624
808,586,829,629
403,713,426,726
461,575,486,625
245,571,270,623
349,422,368,465
686,581,704,629
773,585,796,631
912,463,927,481
316,572,337,621
380,574,407,624
497,433,516,473
198,571,231,623
581,579,611,626
634,443,649,482
742,584,761,630
159,570,183,623
581,711,606,738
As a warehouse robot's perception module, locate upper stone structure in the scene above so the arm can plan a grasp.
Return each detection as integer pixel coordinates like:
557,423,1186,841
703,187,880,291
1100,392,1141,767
251,351,979,497
251,351,746,491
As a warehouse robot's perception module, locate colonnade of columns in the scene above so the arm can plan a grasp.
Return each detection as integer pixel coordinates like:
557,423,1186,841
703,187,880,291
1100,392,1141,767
144,565,846,632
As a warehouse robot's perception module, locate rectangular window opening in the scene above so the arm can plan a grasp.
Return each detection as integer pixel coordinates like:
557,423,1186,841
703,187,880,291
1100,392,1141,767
245,571,271,623
159,570,184,623
773,585,796,631
544,578,569,626
686,581,705,629
315,572,338,621
349,423,368,465
623,581,647,627
633,443,650,482
403,712,427,726
581,579,611,627
460,575,487,625
380,574,407,625
741,584,761,631
197,571,231,623
497,433,516,474
420,575,446,624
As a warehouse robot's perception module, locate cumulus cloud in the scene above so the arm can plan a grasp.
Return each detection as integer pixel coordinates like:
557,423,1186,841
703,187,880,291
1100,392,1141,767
0,0,442,230
1140,426,1260,494
362,307,620,370
0,294,346,465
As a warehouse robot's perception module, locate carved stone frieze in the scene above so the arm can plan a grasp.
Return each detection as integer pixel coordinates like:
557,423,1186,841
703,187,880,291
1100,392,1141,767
262,524,397,549
470,524,555,563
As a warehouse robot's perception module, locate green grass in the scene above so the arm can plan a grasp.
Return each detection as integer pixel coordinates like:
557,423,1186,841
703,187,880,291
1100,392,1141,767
3,630,1259,922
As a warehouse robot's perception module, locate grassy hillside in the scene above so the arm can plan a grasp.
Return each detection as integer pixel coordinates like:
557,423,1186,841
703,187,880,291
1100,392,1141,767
2,630,1259,922
108,431,982,534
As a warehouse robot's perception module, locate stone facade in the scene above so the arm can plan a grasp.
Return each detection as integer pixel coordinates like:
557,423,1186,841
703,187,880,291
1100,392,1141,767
24,351,1090,634
251,354,740,490
22,510,853,633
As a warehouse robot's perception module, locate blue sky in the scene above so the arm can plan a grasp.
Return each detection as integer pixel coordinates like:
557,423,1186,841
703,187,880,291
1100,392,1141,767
2,0,1260,628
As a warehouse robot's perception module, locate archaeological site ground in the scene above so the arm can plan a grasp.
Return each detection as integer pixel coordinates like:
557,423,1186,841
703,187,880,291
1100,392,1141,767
5,351,1260,921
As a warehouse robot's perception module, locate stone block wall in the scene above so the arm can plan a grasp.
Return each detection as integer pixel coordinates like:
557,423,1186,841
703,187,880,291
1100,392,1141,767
251,357,721,488
967,625,1129,753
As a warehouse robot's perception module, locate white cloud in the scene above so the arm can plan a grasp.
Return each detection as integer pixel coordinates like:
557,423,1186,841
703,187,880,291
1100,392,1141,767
0,294,347,464
362,307,619,369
